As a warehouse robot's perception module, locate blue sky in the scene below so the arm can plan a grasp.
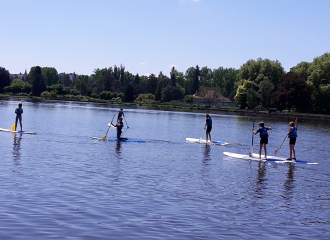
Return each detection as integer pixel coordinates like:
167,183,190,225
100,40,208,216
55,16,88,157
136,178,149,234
1,0,329,76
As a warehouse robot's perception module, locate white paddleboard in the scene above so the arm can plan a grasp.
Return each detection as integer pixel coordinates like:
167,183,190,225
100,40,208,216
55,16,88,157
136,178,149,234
186,138,228,145
0,128,37,135
223,152,318,164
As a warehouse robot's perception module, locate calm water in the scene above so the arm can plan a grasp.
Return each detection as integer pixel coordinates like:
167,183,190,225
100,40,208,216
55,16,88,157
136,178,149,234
1,99,330,239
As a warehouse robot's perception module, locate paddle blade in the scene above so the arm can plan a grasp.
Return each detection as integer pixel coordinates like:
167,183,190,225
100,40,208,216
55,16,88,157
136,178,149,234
12,124,15,131
249,147,253,157
274,149,278,155
102,135,107,140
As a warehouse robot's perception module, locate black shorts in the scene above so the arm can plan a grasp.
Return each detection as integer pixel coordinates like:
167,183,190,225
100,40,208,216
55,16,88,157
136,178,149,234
260,137,268,145
289,138,296,145
206,125,212,133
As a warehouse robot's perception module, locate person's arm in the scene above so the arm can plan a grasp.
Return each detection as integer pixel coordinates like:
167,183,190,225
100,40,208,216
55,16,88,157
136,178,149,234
295,118,298,130
252,129,257,135
267,127,272,130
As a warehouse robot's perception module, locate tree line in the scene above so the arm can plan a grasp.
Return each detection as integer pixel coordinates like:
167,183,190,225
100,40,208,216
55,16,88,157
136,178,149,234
0,52,329,113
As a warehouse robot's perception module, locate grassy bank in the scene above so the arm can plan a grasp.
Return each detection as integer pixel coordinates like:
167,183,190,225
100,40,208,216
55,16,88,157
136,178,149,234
1,94,329,120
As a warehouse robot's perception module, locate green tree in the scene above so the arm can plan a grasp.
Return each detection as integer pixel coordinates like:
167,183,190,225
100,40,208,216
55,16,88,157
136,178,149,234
213,67,239,98
92,68,107,94
291,61,311,82
238,58,285,89
74,75,89,95
42,67,59,86
0,67,11,93
200,67,213,87
234,80,258,109
258,79,274,109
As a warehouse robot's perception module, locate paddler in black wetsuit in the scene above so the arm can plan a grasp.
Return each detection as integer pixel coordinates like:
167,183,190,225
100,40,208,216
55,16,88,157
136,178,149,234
205,114,212,142
15,103,23,131
114,117,127,140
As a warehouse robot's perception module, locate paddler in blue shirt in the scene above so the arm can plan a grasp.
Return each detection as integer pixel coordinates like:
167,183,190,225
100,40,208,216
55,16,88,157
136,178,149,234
114,117,127,140
117,108,125,122
15,103,23,131
287,118,298,161
253,121,272,159
205,114,212,142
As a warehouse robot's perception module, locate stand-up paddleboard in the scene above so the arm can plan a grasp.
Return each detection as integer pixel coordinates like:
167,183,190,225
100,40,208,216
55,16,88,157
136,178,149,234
223,152,318,165
0,128,37,135
93,137,146,143
186,138,228,146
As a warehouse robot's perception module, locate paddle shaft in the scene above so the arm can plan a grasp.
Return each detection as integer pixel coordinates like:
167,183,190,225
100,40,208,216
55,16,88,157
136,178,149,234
103,113,116,140
252,111,255,147
275,135,288,154
123,115,129,128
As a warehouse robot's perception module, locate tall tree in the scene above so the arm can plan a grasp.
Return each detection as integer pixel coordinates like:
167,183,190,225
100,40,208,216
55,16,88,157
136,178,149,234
147,74,158,94
30,66,47,96
124,84,134,102
104,68,115,91
191,65,200,95
42,67,59,86
0,67,11,93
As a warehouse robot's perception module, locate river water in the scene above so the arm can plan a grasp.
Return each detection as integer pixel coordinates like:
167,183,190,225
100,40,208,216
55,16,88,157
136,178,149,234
1,99,330,239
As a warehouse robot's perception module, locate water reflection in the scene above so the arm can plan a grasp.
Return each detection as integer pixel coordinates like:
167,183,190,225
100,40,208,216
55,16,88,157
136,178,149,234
116,141,122,155
283,163,295,200
202,144,211,165
12,133,22,164
254,162,267,198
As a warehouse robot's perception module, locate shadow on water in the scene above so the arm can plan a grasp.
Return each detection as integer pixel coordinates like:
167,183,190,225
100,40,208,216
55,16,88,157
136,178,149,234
12,133,22,165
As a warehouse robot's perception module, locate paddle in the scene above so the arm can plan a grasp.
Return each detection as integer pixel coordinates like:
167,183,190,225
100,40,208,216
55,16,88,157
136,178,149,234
102,113,116,140
199,128,205,143
123,115,129,128
249,110,255,157
274,135,288,155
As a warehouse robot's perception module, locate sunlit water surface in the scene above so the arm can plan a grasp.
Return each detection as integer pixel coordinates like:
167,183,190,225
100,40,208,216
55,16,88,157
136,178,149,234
1,99,330,239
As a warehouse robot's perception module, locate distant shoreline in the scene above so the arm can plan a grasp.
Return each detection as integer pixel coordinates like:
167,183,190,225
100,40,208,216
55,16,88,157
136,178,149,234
1,95,330,121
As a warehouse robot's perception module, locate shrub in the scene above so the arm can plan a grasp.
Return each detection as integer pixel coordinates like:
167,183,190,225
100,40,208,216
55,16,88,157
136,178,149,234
100,91,114,100
4,79,32,94
50,90,58,97
136,93,155,102
41,91,51,98
91,93,99,99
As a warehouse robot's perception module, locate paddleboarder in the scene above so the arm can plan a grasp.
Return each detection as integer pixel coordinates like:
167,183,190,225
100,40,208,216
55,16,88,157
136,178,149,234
117,108,125,122
253,121,272,159
15,103,23,131
205,114,212,142
287,118,298,160
114,117,127,140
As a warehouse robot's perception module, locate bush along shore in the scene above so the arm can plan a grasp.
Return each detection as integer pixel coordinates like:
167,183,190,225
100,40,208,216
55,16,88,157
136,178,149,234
1,94,330,120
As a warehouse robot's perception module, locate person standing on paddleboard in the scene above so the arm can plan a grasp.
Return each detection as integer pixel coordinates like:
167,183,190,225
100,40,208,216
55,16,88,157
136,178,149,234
253,121,272,159
114,117,127,140
287,118,298,161
205,114,212,142
15,103,23,131
117,108,125,122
